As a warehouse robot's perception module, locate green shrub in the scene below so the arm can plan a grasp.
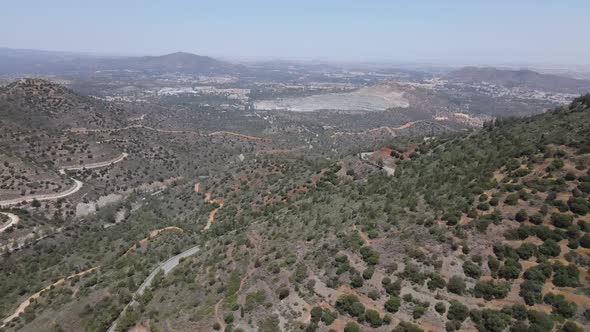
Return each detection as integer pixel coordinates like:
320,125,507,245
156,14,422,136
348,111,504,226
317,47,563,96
498,258,522,279
524,264,552,282
580,234,590,248
435,302,446,314
385,296,401,313
362,266,375,280
427,273,446,290
515,209,528,222
473,309,511,332
538,239,561,257
551,213,574,228
359,246,379,265
552,264,579,287
473,280,511,300
447,300,469,322
393,321,424,332
529,213,544,224
544,293,577,318
343,322,360,332
520,280,544,305
365,309,382,327
463,260,481,279
516,243,537,260
568,197,589,215
335,294,365,317
447,276,466,295
527,310,554,331
310,307,323,323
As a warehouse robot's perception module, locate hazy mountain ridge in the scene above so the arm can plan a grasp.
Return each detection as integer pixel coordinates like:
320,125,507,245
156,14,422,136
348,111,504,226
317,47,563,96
0,48,241,76
446,66,590,93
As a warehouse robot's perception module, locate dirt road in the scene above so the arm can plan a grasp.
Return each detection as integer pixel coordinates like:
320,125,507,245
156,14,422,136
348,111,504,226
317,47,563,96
123,226,184,256
1,267,98,327
331,120,424,138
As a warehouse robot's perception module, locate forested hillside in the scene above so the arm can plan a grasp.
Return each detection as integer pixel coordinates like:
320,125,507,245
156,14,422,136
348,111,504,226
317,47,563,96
2,96,589,331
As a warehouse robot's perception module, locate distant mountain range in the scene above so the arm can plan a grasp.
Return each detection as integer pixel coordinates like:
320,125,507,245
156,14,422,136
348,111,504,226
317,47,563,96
445,66,590,94
100,52,242,75
0,48,241,75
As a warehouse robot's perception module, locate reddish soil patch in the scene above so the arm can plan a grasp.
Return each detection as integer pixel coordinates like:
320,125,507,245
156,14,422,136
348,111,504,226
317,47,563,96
203,193,224,230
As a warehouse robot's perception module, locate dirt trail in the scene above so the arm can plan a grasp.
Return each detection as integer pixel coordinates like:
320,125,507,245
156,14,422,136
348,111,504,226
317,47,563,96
124,226,184,256
352,224,371,245
203,193,224,231
208,131,270,141
0,212,20,232
69,126,270,141
1,267,97,327
331,120,423,138
213,299,226,331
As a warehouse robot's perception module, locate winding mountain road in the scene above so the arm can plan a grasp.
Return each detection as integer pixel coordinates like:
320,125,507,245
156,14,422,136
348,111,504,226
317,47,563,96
0,152,127,208
0,179,83,208
60,152,128,171
0,212,19,232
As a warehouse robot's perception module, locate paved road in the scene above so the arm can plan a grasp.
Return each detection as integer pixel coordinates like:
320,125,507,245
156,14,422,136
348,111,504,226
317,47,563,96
61,152,128,171
0,179,83,208
0,212,19,232
0,152,127,207
107,246,200,332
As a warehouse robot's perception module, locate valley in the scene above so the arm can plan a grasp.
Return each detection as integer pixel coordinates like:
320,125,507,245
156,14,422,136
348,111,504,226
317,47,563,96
0,50,589,332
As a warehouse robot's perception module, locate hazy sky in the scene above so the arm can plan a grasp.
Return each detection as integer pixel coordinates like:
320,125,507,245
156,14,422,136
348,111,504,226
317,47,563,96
2,0,589,64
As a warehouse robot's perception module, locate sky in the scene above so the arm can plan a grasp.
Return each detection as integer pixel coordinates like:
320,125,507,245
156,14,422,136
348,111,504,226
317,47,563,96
1,0,589,65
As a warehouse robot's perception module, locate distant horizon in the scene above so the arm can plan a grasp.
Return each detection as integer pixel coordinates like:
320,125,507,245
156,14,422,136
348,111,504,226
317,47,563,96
2,46,590,72
2,1,590,68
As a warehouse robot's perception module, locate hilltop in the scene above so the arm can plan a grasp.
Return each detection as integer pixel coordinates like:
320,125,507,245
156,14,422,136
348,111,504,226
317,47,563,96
101,52,242,75
0,78,128,130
